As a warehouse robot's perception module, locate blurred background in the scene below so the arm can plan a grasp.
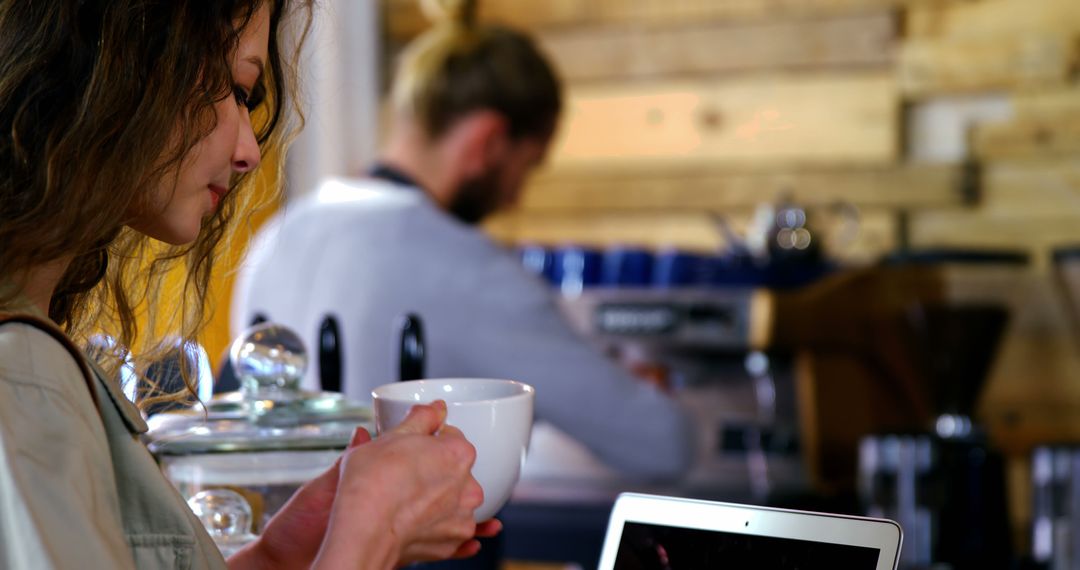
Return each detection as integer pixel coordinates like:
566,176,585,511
190,0,1080,568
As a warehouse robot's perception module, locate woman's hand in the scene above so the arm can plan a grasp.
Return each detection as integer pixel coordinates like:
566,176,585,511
228,401,500,570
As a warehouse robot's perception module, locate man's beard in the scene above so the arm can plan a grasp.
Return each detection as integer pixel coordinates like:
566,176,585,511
447,168,503,226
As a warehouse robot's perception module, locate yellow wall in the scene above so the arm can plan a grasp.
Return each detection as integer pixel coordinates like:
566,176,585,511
199,149,283,372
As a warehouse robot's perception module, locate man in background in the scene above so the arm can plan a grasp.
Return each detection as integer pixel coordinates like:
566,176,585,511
233,13,695,483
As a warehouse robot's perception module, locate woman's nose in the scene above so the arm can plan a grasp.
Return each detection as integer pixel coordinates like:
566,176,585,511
232,113,261,173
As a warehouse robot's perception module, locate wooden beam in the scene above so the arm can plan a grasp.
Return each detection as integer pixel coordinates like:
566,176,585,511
484,210,899,264
974,116,1080,159
511,0,906,27
550,73,898,167
537,11,896,82
1012,84,1080,118
384,0,954,40
902,0,1080,94
483,211,726,251
977,159,1080,218
520,164,968,212
912,210,1080,254
911,211,1080,270
970,85,1080,159
905,0,1080,40
899,33,1075,96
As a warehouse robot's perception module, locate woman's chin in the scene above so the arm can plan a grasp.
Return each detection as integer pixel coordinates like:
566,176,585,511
126,219,203,246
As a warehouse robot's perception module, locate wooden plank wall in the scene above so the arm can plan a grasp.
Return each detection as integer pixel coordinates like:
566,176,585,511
550,73,899,168
385,0,923,262
384,0,1080,259
539,12,897,81
518,12,905,260
897,0,1080,268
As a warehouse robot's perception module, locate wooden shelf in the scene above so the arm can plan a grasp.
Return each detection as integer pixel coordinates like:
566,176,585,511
521,164,969,212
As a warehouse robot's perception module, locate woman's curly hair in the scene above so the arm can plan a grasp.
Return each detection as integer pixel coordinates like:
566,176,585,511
0,0,312,407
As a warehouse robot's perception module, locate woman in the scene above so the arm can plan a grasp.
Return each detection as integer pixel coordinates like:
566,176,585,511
0,1,496,568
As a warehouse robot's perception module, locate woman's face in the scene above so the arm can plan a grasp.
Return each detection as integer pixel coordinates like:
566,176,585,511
127,4,270,245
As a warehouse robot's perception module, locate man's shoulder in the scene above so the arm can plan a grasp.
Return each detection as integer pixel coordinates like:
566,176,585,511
271,179,437,235
303,177,422,213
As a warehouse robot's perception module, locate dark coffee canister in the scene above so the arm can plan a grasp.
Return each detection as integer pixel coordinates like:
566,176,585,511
860,432,1011,570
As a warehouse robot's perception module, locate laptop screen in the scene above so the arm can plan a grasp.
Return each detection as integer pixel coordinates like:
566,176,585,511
600,493,902,570
615,521,881,569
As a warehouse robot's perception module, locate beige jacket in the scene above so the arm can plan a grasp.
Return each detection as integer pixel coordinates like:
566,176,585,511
0,313,226,569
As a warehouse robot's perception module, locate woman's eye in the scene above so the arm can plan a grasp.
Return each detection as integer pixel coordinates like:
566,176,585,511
233,82,266,112
233,86,250,110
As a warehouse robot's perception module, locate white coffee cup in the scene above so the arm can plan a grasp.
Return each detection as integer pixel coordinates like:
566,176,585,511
371,378,535,521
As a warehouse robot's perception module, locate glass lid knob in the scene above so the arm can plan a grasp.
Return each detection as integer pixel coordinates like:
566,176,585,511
231,322,307,400
186,489,255,539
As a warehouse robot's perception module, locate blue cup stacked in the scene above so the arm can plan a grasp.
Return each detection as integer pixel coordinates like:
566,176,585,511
519,245,836,291
713,250,769,288
519,244,556,284
601,247,654,288
552,246,603,296
652,250,717,288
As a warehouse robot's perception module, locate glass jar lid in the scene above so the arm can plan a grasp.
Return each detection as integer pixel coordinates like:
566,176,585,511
187,489,258,558
146,323,373,456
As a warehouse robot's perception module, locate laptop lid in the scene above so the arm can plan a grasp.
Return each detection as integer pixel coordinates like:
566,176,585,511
598,493,902,570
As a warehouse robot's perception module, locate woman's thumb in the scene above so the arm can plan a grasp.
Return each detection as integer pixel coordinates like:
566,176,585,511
348,427,372,448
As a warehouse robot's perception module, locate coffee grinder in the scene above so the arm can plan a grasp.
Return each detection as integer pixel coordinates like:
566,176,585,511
859,251,1028,570
1026,247,1080,570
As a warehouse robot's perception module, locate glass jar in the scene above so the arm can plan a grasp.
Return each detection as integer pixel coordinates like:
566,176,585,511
145,323,373,536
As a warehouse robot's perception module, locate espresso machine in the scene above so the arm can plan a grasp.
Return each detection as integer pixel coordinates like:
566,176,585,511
556,285,811,503
530,243,947,505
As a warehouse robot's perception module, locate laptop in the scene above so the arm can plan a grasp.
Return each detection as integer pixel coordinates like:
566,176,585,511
598,493,902,570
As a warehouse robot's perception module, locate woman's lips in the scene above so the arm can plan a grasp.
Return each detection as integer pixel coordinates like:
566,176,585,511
208,184,227,209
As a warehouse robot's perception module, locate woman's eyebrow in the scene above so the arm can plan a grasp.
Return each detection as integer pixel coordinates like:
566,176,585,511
242,55,265,78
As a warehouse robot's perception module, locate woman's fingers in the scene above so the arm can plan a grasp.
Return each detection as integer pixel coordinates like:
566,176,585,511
450,539,483,560
321,399,500,567
460,477,483,511
474,519,502,538
392,400,448,435
398,512,484,562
